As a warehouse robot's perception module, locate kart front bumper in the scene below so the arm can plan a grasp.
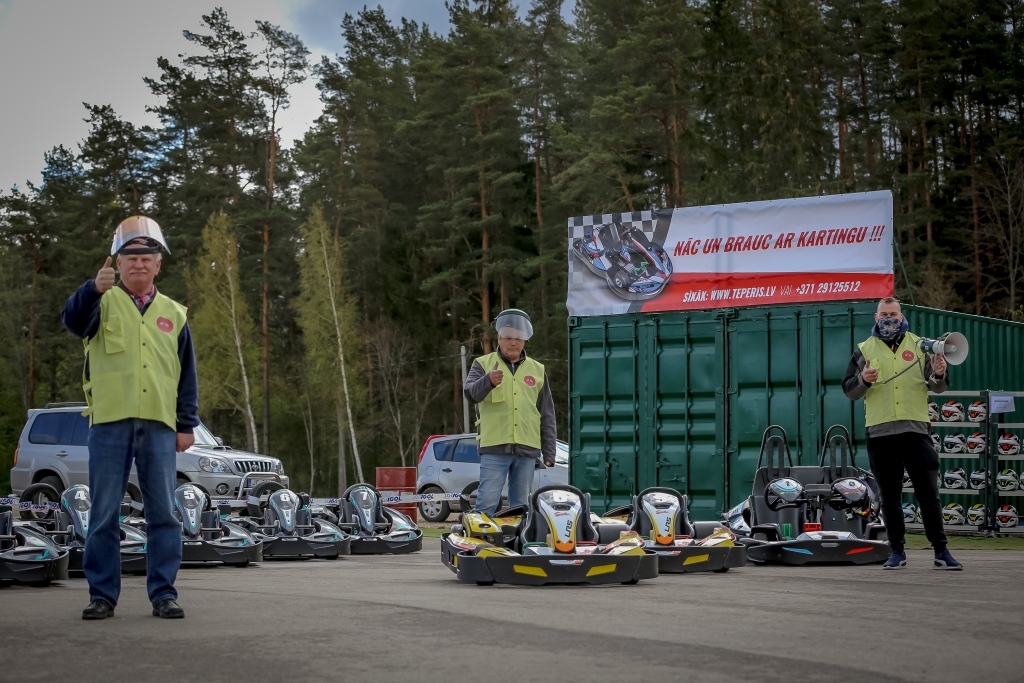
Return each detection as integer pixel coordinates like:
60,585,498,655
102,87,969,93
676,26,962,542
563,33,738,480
648,544,747,573
261,534,350,559
744,538,890,565
181,537,263,565
0,547,70,584
441,534,659,586
350,531,423,555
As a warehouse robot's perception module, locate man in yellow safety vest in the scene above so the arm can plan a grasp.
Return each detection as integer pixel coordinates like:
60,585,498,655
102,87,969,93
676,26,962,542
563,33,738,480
843,296,962,570
464,309,556,516
62,216,199,619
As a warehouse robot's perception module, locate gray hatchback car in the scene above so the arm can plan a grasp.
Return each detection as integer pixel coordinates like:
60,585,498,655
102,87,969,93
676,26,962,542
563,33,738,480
10,403,289,504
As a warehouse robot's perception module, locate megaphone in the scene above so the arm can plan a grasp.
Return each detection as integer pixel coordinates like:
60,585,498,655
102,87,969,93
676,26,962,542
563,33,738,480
920,332,969,365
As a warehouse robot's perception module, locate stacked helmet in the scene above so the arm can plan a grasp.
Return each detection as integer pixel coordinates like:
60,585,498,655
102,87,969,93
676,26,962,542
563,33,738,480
902,502,919,523
996,505,1019,528
996,469,1020,491
928,401,940,422
997,433,1021,455
943,433,967,454
941,401,965,421
967,401,987,422
767,478,803,504
966,432,986,454
930,432,942,452
902,469,913,489
942,503,966,525
830,478,869,513
970,469,990,490
943,468,968,489
967,504,987,526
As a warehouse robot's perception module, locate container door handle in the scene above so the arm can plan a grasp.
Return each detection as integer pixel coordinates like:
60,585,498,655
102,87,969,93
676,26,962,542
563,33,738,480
441,468,452,473
55,451,68,457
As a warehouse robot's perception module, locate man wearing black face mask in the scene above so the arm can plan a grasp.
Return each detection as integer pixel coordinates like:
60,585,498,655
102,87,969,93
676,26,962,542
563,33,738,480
843,297,962,570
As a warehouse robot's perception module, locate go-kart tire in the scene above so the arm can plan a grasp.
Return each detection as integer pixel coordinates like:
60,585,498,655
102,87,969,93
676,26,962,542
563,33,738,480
714,567,729,573
18,482,61,520
621,578,640,585
418,486,450,523
476,581,494,586
459,483,479,513
39,476,63,494
124,481,144,517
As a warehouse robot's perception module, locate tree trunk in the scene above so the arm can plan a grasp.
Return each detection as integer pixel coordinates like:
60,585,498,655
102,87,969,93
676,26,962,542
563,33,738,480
476,107,492,354
336,396,348,495
26,263,38,409
228,259,259,454
969,102,982,314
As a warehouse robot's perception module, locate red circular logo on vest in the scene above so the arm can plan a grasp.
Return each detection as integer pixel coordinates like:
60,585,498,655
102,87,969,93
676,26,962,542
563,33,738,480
157,317,174,333
523,375,536,387
902,350,915,362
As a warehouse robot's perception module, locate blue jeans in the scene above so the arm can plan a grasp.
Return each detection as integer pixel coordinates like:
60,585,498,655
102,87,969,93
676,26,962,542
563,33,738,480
474,454,535,517
85,418,181,607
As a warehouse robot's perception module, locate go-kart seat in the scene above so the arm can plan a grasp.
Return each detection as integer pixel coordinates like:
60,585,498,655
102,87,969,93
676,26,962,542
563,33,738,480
630,487,694,540
340,484,389,526
520,485,600,548
817,428,878,538
749,431,804,538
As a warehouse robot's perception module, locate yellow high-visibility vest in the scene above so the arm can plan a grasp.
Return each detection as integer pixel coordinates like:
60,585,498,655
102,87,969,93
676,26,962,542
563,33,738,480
858,333,930,427
475,352,545,449
83,287,187,431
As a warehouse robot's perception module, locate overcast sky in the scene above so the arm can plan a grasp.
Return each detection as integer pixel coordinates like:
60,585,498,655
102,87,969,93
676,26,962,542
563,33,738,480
0,0,459,193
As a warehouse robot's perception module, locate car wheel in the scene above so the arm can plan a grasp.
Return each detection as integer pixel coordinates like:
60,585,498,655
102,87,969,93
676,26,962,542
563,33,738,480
176,476,190,488
39,475,63,495
418,487,450,523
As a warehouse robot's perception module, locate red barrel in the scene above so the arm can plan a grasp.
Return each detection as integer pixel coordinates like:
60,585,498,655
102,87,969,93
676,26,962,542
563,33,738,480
376,467,418,521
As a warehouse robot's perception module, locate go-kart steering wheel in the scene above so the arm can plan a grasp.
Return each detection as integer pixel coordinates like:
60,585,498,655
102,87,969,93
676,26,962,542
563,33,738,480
764,483,802,512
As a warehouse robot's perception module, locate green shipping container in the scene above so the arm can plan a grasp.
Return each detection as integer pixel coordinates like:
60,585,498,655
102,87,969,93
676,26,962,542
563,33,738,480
567,302,1024,519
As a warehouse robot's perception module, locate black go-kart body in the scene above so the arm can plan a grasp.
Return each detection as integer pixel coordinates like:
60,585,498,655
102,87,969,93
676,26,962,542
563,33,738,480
228,482,350,559
441,484,659,586
571,222,673,300
741,426,890,566
317,484,423,554
15,483,146,576
0,503,69,585
171,484,262,566
599,487,747,573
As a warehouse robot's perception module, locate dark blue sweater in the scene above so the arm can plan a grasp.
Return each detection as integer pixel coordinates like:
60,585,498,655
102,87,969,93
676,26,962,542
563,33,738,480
61,280,200,434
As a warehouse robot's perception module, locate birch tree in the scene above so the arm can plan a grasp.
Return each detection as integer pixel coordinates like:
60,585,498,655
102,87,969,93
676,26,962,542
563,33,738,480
187,212,260,452
295,204,365,489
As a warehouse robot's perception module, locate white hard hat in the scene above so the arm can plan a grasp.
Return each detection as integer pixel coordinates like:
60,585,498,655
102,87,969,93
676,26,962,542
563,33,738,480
111,215,170,255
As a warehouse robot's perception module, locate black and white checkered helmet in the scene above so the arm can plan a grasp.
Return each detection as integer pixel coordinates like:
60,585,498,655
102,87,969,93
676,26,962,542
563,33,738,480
928,401,939,422
970,469,989,490
943,433,967,454
966,432,986,454
996,505,1019,528
941,401,965,421
943,468,968,489
967,504,986,525
967,401,987,422
942,503,966,525
997,433,1020,455
997,469,1020,491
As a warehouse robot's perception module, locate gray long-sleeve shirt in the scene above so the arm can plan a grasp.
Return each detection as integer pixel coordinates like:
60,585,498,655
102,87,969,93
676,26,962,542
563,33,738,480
464,350,557,464
842,336,948,438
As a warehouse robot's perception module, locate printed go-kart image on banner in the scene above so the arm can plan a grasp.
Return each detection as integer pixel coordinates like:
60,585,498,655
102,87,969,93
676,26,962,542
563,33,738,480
567,190,894,316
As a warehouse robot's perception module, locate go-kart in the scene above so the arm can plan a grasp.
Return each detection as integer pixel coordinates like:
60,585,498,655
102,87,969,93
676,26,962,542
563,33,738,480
15,483,147,576
227,482,350,559
0,502,70,585
171,484,262,566
599,487,747,573
316,484,423,554
572,222,673,300
441,484,659,586
742,425,890,566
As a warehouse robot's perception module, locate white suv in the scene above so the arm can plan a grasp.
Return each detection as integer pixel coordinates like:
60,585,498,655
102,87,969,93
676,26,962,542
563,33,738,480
10,404,288,503
414,433,568,522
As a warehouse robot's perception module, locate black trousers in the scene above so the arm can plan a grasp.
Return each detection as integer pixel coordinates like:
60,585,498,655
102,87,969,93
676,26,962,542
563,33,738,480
867,431,947,553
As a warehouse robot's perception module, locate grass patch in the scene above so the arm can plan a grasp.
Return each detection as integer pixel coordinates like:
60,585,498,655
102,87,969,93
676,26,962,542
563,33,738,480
904,533,1024,550
420,527,445,538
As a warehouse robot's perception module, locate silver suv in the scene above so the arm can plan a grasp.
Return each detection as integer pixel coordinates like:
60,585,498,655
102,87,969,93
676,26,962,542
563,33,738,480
415,433,569,522
10,404,288,502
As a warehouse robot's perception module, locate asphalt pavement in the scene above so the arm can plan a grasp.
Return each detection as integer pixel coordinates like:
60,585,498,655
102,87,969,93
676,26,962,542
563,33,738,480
2,540,1021,683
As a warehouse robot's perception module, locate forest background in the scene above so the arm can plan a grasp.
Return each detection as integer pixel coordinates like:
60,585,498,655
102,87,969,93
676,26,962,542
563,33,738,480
3,0,1024,494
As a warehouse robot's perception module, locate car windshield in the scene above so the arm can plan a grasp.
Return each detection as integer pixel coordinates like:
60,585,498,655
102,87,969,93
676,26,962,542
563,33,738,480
192,424,220,447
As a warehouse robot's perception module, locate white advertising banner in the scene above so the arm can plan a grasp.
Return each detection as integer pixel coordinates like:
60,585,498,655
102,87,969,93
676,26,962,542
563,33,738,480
567,191,894,316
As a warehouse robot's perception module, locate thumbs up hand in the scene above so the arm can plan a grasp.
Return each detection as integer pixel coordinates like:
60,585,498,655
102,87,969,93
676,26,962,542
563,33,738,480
95,256,116,293
488,361,504,387
862,359,879,383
